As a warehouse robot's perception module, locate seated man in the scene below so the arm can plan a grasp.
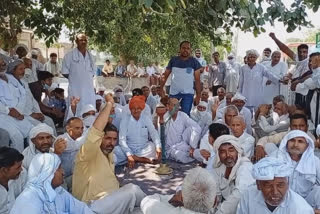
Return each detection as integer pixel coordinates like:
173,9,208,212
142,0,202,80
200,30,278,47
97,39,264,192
255,101,290,138
230,116,255,159
255,113,316,161
0,147,27,214
200,89,209,103
141,167,217,214
142,86,158,114
10,153,94,214
271,130,320,211
217,105,239,130
29,70,64,126
164,98,201,163
150,85,160,104
193,123,229,168
210,135,255,213
123,88,152,119
237,157,313,214
22,123,66,169
72,96,146,213
231,92,252,134
212,92,234,121
190,101,212,138
208,87,226,113
47,88,67,114
115,95,161,168
56,117,87,179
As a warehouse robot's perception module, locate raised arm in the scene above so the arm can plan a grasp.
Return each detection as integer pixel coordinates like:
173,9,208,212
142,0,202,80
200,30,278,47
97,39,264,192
269,32,295,61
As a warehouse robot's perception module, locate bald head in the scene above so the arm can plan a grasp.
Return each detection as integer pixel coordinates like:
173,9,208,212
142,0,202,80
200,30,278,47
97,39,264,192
76,33,88,50
225,105,239,126
230,116,246,137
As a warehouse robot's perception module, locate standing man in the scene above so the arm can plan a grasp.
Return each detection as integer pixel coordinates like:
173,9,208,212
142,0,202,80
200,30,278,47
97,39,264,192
62,33,96,117
160,41,202,115
44,53,61,83
208,52,227,96
195,49,207,90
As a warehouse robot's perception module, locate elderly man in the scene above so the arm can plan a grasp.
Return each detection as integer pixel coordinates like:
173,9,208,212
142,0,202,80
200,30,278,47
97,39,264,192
160,41,202,115
208,87,226,113
123,88,152,119
230,116,255,159
210,135,255,214
56,117,87,178
114,95,161,168
208,52,227,96
193,123,230,167
238,49,280,111
0,60,34,152
255,113,316,161
22,57,38,83
231,92,252,134
225,53,241,93
262,51,287,104
200,89,209,102
62,33,96,117
212,92,234,121
237,157,314,214
72,96,146,213
0,147,27,214
163,98,201,163
255,101,290,138
22,123,66,170
10,153,94,214
216,105,239,130
142,86,158,114
271,130,320,211
190,101,212,138
141,167,217,214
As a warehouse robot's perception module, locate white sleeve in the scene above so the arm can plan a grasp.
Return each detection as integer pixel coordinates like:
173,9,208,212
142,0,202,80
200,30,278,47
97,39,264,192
258,116,280,133
141,194,175,214
296,78,317,96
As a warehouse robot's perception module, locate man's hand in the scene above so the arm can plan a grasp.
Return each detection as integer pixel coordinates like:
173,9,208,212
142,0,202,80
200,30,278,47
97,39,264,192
54,138,67,155
127,155,135,169
200,149,211,161
30,113,45,122
169,190,183,207
71,96,80,107
290,80,299,91
314,209,320,214
211,99,220,113
266,80,272,85
105,93,114,104
8,108,24,120
255,145,267,161
269,32,276,40
156,148,162,161
189,148,195,158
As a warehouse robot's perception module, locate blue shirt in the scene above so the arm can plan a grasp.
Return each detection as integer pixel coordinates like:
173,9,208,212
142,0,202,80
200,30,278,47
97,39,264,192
166,56,201,95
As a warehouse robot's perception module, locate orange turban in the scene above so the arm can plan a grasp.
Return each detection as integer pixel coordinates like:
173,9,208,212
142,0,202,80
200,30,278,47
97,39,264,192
129,95,146,110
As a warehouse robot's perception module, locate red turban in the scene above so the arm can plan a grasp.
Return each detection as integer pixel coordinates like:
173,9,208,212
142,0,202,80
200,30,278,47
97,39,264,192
129,95,146,110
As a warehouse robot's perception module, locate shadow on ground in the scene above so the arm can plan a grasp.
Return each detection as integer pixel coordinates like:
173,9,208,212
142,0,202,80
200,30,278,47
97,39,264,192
116,160,198,195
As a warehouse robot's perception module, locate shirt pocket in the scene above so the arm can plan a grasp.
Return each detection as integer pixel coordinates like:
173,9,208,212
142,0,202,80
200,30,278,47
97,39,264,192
186,67,193,74
141,127,148,139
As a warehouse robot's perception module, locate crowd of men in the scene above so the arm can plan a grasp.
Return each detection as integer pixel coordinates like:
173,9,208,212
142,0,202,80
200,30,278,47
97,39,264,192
0,32,320,214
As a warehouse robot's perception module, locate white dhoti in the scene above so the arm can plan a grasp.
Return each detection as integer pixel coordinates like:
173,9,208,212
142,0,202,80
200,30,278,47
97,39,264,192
89,184,146,214
114,142,157,165
166,127,194,163
0,115,33,152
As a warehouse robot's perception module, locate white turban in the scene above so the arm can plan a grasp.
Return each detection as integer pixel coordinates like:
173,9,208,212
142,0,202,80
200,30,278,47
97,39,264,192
246,49,260,58
316,124,320,137
7,59,24,74
29,123,54,139
28,153,61,204
231,92,247,103
278,130,316,179
81,104,96,116
113,85,124,92
252,157,293,180
212,135,249,182
198,101,208,109
31,49,39,56
97,86,106,92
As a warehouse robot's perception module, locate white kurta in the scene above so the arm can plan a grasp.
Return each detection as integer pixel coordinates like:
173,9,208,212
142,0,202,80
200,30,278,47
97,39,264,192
238,63,280,108
212,158,255,214
0,169,27,214
0,75,33,152
56,131,88,177
10,186,93,214
262,61,287,104
236,185,314,214
224,62,241,93
164,111,201,163
115,114,161,164
257,113,290,137
62,48,96,117
236,132,255,159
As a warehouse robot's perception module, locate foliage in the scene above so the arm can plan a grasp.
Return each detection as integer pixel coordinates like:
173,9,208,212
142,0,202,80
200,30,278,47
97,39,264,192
285,28,320,43
1,0,320,61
